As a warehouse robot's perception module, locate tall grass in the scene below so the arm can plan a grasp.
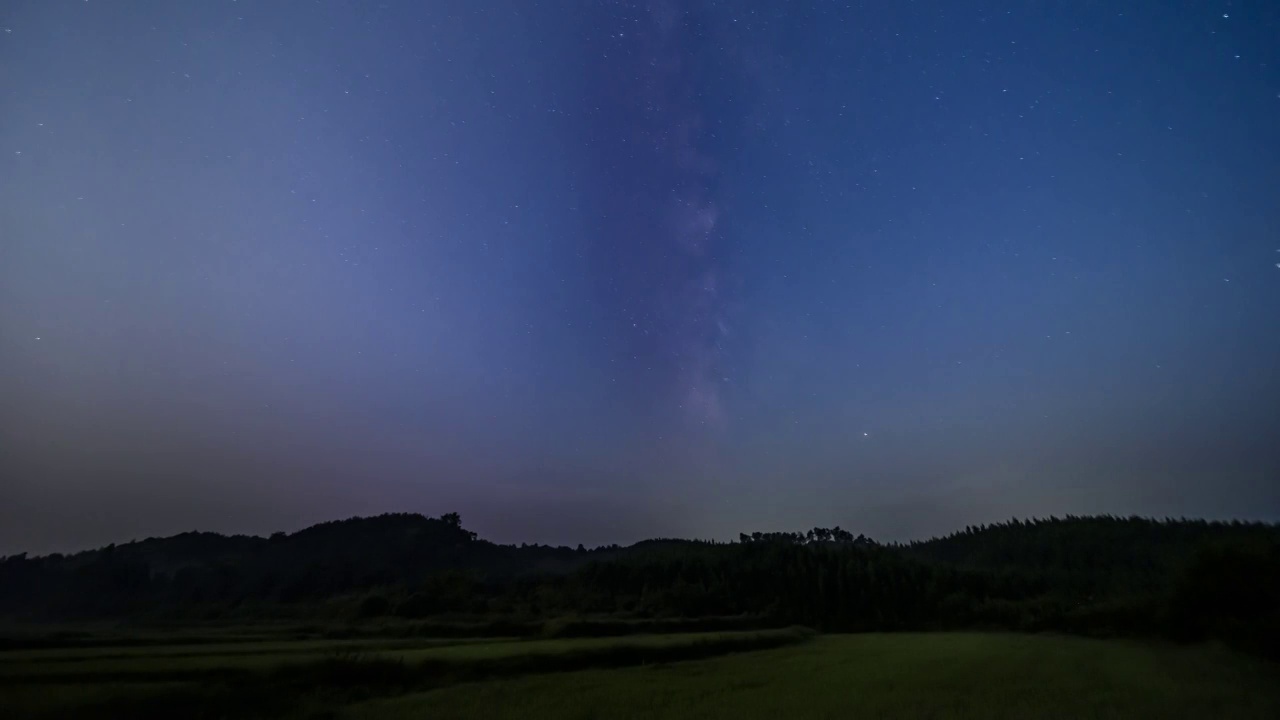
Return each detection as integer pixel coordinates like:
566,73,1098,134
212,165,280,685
3,628,813,719
343,633,1280,720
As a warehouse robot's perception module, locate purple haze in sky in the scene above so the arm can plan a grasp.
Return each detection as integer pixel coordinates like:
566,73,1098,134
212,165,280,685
2,1,1279,554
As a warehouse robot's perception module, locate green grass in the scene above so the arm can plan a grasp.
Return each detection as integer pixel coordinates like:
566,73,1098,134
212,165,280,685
5,631,1276,719
342,633,1280,720
0,635,513,664
2,681,199,719
0,637,491,663
0,630,794,682
0,628,810,718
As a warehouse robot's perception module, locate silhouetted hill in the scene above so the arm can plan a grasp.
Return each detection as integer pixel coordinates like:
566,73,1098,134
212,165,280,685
904,515,1279,595
0,513,599,619
2,513,1277,657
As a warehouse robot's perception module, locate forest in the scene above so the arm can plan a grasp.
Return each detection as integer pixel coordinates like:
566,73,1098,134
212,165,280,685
2,513,1277,659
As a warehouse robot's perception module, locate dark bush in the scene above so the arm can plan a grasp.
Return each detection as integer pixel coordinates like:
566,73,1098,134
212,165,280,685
357,594,392,618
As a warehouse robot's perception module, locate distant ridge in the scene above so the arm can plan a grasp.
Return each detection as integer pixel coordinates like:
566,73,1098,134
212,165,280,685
2,513,1277,658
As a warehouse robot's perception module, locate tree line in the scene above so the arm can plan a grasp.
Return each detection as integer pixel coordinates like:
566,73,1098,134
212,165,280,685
1,513,1276,658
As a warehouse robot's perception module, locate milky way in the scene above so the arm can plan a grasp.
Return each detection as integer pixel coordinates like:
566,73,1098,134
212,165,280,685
583,0,737,428
3,0,1279,554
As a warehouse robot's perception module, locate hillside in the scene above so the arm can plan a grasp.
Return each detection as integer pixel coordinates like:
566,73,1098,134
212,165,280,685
904,515,1280,595
1,513,1277,658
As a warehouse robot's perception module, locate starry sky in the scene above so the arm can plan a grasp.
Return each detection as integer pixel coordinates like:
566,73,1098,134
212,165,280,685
2,1,1279,555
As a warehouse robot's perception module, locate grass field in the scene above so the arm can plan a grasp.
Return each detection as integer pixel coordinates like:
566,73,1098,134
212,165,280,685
3,630,1277,719
0,629,800,682
0,636,492,663
343,633,1280,720
0,636,498,680
0,628,810,718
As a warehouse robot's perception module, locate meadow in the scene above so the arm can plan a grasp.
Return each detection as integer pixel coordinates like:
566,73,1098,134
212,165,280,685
0,628,806,682
344,633,1280,720
4,516,1277,718
0,627,809,718
3,629,1278,719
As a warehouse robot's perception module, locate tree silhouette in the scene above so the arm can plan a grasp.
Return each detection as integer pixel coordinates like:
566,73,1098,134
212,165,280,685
1,513,1276,658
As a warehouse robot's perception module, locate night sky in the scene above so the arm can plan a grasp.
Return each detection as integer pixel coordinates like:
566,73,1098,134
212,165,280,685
3,1,1279,555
